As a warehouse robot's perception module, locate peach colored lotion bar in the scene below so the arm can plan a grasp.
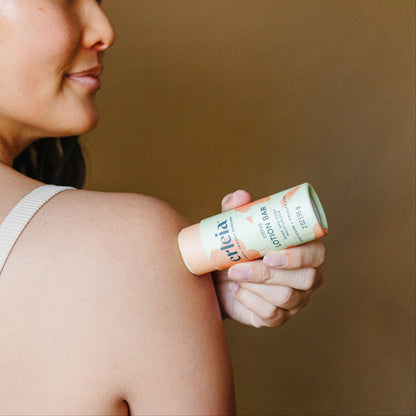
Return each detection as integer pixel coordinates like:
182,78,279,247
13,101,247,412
178,183,328,275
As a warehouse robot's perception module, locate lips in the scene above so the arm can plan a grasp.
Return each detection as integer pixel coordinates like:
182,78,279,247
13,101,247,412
68,65,103,78
65,65,103,91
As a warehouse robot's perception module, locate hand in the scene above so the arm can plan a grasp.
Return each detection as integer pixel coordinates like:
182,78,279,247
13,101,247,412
212,190,326,328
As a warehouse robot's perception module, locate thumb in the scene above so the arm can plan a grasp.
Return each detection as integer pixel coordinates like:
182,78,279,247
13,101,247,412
221,190,253,212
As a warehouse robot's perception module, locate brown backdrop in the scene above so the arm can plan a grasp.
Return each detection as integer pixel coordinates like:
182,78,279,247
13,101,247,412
83,1,415,414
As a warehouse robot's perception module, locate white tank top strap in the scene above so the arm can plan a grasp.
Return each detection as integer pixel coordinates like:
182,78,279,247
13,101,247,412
0,184,76,275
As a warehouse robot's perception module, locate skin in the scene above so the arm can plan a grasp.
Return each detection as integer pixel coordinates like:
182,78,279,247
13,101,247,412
0,0,326,331
0,0,326,329
216,190,326,327
0,0,326,410
0,2,235,414
0,184,235,414
0,0,114,164
0,0,325,414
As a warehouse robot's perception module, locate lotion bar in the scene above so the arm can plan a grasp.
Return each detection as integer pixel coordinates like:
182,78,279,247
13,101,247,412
178,183,328,275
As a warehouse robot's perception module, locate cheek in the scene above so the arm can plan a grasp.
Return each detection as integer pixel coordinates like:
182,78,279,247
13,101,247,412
0,4,100,137
0,13,80,118
24,16,79,88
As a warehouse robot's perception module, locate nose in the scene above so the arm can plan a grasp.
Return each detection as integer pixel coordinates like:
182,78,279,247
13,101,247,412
81,1,116,52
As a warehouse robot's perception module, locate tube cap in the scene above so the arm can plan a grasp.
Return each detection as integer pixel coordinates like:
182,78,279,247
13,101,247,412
178,223,214,275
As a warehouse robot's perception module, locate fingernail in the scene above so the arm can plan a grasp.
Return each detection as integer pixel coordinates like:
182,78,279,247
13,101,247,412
229,282,240,293
221,193,234,207
229,266,252,281
231,190,245,201
263,253,288,268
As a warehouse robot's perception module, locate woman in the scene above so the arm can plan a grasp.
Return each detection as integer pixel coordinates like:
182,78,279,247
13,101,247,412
0,1,325,414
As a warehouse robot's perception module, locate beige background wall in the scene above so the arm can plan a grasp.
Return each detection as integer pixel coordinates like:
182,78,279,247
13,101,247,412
83,1,415,414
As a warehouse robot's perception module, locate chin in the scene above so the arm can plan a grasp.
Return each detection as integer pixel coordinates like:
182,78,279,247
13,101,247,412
57,110,100,136
76,114,100,135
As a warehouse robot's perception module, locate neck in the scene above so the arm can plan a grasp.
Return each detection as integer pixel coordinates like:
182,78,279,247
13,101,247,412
0,137,15,167
0,121,40,167
0,131,35,168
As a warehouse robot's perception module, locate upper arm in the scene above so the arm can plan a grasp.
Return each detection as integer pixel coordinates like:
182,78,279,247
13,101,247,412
97,193,235,415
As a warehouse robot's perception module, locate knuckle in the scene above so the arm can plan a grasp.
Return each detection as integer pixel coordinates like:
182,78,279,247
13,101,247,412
250,311,264,328
263,305,280,321
268,268,283,284
293,271,303,288
288,248,303,269
260,263,273,283
237,287,250,303
263,308,286,327
279,287,296,307
302,268,317,289
244,260,269,283
294,269,308,289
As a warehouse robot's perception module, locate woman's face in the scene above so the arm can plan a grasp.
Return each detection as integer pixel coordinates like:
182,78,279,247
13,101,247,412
0,0,115,142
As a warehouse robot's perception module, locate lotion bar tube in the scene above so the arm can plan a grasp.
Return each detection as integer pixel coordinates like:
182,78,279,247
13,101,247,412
178,183,328,275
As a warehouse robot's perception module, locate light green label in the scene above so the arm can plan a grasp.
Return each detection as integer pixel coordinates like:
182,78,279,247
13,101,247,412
199,183,327,270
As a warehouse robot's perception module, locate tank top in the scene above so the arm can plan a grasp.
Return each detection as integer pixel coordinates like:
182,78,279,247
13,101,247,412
0,184,76,275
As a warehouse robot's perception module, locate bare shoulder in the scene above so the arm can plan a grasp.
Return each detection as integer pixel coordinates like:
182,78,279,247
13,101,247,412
38,189,190,279
44,189,235,414
0,190,198,414
36,188,205,314
1,188,233,414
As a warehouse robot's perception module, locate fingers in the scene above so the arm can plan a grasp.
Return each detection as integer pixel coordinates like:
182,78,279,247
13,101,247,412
217,280,270,327
287,291,311,316
229,282,288,327
229,281,313,327
221,190,252,212
229,260,322,290
237,282,310,310
263,240,326,269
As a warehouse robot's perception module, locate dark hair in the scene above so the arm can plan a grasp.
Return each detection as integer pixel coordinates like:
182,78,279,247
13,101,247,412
12,136,86,189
